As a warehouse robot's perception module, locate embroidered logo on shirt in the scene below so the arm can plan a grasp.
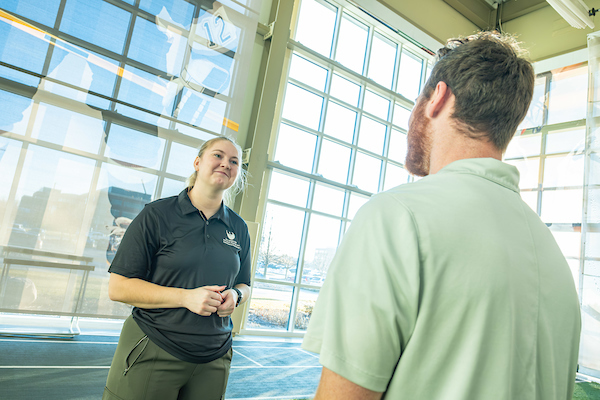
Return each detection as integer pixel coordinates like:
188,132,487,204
223,230,241,250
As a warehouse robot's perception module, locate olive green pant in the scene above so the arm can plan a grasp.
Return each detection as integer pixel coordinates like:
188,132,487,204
103,316,232,400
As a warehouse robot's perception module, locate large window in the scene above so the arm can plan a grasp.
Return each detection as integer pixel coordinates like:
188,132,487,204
0,0,259,329
245,0,432,334
504,63,588,293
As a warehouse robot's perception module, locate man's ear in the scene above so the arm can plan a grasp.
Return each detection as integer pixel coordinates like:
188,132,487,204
425,81,452,119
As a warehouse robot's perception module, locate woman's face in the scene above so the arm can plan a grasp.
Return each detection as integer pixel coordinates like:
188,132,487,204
194,140,240,191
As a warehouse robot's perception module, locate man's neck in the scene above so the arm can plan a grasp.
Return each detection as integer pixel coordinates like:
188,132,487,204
429,128,502,175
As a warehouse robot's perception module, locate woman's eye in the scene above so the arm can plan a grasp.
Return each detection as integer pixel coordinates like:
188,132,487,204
231,160,238,165
214,153,222,158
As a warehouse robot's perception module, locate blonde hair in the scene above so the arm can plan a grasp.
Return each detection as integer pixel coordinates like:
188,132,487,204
185,136,248,206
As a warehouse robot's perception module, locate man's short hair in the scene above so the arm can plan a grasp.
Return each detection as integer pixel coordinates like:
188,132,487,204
422,31,535,152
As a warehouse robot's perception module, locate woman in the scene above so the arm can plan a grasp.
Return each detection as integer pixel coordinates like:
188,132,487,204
103,136,251,400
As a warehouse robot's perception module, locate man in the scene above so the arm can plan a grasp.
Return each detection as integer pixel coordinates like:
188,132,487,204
302,31,581,400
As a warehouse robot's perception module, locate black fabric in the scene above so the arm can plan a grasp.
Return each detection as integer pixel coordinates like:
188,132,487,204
108,189,251,364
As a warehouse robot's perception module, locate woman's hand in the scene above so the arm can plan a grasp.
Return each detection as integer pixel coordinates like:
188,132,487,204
216,289,238,317
182,285,226,316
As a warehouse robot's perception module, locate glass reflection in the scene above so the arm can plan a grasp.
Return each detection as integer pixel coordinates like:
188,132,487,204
0,0,260,322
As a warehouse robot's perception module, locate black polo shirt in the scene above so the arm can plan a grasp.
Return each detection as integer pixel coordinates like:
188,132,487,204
108,189,251,363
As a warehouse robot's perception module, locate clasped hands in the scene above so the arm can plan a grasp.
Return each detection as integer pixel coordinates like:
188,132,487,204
183,285,238,317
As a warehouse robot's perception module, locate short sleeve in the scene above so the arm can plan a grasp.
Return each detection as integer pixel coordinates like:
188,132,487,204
108,205,161,280
301,193,421,392
235,221,252,286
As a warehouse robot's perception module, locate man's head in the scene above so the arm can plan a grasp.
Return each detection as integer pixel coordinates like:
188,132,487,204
406,31,535,176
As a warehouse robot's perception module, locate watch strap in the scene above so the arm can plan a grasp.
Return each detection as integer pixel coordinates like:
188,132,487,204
232,287,242,307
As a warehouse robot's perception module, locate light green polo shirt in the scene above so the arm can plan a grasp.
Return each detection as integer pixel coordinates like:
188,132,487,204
302,158,581,400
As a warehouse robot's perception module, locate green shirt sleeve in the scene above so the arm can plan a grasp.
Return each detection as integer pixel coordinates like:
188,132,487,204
302,194,420,392
302,193,421,392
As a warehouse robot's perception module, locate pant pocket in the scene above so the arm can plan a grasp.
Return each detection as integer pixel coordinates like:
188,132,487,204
123,334,149,376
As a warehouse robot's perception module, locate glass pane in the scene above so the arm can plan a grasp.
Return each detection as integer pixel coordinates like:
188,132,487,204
128,16,187,76
520,191,538,212
139,0,195,30
347,192,369,219
592,153,600,185
0,89,34,136
294,287,320,331
47,47,119,109
105,124,166,170
363,90,390,121
0,137,23,224
60,0,131,54
540,189,583,223
312,183,345,217
586,188,600,223
397,50,422,101
187,40,235,96
323,102,357,143
518,76,546,130
384,163,409,190
580,276,600,372
303,214,341,284
358,116,386,155
547,65,587,125
393,104,411,130
289,54,328,92
318,140,351,184
167,142,198,177
543,154,584,188
273,123,317,173
504,134,542,159
550,231,581,259
161,177,185,198
246,282,293,330
119,65,178,118
505,158,539,190
30,103,104,154
335,14,368,74
585,232,600,258
330,74,360,107
175,87,227,135
389,129,408,164
267,171,310,208
367,32,397,89
0,18,50,76
2,0,61,26
9,146,96,252
194,8,241,55
353,152,381,193
282,83,323,131
546,128,586,154
256,203,305,282
295,0,337,57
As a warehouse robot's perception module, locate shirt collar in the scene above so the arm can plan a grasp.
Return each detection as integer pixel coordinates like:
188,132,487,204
435,158,520,193
177,189,234,229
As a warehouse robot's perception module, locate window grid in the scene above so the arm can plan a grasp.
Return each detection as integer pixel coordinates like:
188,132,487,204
248,0,433,333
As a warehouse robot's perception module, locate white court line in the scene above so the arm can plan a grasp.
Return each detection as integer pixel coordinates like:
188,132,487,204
0,365,321,369
0,339,118,345
296,348,320,360
232,349,263,367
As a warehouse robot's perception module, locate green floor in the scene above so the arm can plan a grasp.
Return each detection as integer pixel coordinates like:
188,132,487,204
574,382,600,400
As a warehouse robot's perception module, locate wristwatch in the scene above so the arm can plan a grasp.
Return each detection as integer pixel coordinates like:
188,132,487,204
232,287,242,307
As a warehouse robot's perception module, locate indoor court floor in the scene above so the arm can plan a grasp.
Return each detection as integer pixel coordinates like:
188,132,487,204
0,334,321,400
